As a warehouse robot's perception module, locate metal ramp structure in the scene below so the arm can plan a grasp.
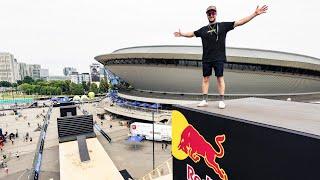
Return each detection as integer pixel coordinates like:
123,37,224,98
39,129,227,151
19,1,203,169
57,114,96,143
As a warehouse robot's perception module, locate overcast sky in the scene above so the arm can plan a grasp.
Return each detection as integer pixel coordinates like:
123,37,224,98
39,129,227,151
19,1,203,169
1,0,319,75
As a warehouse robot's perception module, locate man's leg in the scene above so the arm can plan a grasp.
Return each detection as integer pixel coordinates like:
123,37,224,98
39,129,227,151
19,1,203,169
198,62,212,107
216,76,225,99
198,76,210,107
214,63,226,109
202,76,210,95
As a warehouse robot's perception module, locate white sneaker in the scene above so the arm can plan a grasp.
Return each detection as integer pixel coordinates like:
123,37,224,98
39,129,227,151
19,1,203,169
218,101,226,109
197,100,208,107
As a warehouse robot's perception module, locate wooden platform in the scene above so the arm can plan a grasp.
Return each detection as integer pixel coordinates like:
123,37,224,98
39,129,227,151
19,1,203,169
59,138,124,180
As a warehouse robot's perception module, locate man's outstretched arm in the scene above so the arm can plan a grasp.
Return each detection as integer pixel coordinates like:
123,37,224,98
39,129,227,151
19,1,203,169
234,5,268,28
174,29,195,38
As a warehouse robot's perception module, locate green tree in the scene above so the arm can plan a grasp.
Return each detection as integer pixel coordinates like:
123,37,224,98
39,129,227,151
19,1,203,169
0,81,12,87
49,80,69,94
12,83,18,88
70,83,83,95
99,79,109,93
82,81,90,92
18,83,36,95
55,87,62,95
34,85,41,95
35,79,45,84
17,80,23,85
89,83,99,94
22,76,34,84
65,80,71,94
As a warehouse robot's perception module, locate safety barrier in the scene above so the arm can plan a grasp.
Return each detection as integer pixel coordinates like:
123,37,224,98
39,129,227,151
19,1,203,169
29,106,53,180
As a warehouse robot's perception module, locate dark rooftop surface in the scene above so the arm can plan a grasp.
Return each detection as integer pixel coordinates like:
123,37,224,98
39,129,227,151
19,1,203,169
178,97,320,137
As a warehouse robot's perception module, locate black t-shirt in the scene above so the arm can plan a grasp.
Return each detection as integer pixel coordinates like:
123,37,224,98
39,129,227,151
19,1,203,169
194,22,235,62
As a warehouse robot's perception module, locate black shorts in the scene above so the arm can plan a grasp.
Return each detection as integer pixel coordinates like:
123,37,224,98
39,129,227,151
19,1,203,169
202,62,224,77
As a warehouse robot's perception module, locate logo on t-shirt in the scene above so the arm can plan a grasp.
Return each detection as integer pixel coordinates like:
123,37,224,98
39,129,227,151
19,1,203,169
207,24,217,35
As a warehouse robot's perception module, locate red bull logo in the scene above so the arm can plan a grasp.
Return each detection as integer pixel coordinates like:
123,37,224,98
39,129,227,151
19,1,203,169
172,110,228,180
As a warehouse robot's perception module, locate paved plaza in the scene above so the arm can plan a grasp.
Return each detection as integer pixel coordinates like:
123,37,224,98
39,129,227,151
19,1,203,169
0,100,172,180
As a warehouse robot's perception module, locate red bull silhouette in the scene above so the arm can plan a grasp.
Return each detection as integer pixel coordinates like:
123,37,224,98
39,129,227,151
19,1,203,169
178,124,227,180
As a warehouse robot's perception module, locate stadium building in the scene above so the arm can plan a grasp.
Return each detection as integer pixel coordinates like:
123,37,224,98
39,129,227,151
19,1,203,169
95,45,320,120
96,45,320,97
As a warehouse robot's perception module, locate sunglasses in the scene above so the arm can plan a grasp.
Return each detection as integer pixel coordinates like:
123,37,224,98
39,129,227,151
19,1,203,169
206,11,216,16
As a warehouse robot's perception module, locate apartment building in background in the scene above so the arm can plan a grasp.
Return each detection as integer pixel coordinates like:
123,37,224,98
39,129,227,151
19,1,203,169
0,52,20,83
63,67,77,76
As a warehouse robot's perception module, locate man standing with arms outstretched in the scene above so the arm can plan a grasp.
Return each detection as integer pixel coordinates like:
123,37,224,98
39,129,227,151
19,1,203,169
174,5,268,109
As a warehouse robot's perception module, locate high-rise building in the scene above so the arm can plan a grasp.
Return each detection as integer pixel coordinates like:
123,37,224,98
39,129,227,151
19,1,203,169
63,67,77,76
29,64,41,80
70,72,80,84
19,63,31,80
90,63,100,82
0,52,20,83
40,69,49,80
69,72,90,84
80,73,90,83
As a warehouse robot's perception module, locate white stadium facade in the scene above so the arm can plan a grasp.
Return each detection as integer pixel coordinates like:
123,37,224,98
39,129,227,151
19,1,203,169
96,45,320,98
95,45,320,121
94,45,320,121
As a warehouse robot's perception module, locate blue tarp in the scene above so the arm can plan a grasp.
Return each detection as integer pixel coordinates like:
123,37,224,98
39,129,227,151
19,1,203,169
150,104,162,109
127,135,144,142
117,102,125,106
139,103,150,108
130,101,140,106
50,97,59,101
51,97,69,103
116,99,123,103
124,101,131,106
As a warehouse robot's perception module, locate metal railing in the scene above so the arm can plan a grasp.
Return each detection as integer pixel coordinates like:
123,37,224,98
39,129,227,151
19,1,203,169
94,124,112,143
80,106,112,143
29,105,53,180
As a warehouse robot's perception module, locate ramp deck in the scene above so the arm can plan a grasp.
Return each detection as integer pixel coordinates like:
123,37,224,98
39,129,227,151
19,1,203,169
180,97,320,137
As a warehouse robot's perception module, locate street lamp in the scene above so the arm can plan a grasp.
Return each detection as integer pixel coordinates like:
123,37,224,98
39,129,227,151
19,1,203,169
152,111,155,171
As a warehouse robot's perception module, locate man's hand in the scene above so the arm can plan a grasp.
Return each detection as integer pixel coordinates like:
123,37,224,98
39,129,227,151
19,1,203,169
254,5,268,16
234,5,268,27
174,29,182,37
173,29,195,38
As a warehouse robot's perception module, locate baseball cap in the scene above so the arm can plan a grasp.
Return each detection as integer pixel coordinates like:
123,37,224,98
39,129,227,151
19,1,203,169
206,6,216,13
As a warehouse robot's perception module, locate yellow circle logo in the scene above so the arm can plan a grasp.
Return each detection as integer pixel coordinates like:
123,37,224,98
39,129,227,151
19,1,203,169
172,110,189,160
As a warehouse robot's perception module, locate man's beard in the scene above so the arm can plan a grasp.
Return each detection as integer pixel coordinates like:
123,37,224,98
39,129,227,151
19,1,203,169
209,19,216,24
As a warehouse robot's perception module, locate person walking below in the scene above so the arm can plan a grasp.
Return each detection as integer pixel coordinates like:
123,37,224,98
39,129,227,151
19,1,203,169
174,5,268,109
4,167,8,175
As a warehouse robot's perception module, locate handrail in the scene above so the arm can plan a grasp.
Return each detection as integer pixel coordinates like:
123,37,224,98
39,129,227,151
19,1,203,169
94,124,112,143
105,105,171,122
105,104,171,116
80,106,112,143
29,105,53,180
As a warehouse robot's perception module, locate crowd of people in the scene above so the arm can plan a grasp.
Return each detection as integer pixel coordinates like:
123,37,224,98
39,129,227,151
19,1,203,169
0,108,42,176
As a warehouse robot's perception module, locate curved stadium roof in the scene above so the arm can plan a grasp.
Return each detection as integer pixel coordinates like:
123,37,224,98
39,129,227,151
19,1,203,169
95,45,320,96
96,45,320,71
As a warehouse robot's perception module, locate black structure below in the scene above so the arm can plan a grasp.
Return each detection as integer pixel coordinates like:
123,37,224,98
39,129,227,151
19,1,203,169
172,97,320,180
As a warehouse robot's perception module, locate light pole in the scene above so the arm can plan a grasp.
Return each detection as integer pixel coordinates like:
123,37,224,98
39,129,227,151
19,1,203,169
152,111,155,171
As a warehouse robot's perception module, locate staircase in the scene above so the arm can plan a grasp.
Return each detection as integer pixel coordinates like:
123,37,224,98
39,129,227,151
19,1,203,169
139,157,172,180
